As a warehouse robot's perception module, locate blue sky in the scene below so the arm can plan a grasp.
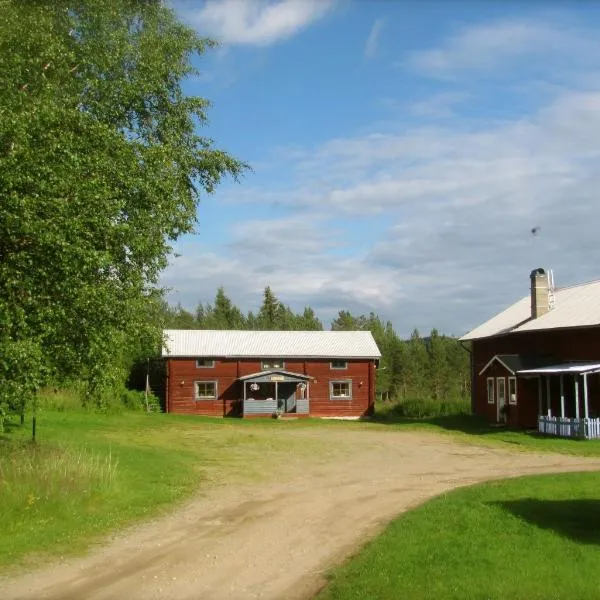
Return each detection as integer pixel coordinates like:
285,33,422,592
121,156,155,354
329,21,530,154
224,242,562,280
163,0,600,337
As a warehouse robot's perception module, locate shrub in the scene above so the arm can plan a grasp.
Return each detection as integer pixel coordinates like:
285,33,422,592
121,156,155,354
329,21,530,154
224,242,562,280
119,388,160,412
379,396,471,419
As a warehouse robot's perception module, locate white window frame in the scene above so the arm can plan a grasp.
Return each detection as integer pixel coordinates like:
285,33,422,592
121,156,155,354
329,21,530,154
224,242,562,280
487,377,495,404
330,360,348,370
194,380,217,400
330,380,352,400
508,376,517,405
196,359,215,368
261,359,285,370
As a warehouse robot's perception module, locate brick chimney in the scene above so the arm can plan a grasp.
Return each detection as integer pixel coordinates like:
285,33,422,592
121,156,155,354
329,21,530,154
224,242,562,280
530,268,550,319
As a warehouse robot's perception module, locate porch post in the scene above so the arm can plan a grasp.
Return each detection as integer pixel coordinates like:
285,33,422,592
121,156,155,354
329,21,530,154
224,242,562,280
583,373,589,419
559,374,565,418
545,376,551,417
574,375,580,420
275,381,279,411
537,376,543,416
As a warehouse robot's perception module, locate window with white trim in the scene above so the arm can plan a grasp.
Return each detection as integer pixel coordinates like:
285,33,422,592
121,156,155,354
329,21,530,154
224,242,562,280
261,360,284,370
196,359,215,368
330,360,347,370
195,381,217,399
508,377,517,405
330,380,352,399
487,377,495,404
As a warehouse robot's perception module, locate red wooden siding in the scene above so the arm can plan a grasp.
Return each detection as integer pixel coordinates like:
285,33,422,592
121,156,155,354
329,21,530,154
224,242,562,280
166,358,377,418
472,326,600,427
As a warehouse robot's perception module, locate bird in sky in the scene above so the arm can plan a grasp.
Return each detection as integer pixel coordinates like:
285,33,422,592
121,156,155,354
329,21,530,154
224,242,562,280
531,226,541,236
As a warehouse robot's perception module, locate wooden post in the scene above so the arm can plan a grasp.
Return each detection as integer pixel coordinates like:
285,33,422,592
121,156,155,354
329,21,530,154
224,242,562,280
583,373,589,419
144,358,150,413
545,376,551,417
560,374,565,418
243,381,247,417
537,376,543,416
574,376,580,420
32,391,38,443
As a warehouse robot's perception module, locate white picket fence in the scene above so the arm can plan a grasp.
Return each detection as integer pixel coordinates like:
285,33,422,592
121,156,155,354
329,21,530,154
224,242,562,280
538,416,600,439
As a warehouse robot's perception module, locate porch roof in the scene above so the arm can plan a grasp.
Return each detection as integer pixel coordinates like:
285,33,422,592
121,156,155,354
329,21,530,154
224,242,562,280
238,369,312,383
517,361,600,376
478,354,554,376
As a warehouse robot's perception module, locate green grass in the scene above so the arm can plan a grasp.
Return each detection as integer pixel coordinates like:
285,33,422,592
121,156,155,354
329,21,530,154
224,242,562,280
373,408,600,456
0,410,333,571
317,471,600,600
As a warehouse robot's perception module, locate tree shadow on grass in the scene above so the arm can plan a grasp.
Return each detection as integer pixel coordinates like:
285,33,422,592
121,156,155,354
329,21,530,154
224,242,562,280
370,412,527,437
494,499,600,545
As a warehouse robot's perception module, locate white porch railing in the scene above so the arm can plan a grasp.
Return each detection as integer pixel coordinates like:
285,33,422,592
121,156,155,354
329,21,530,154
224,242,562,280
538,416,600,439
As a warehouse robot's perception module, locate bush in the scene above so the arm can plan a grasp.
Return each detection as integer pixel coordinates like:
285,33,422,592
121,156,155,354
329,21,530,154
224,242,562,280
119,388,160,412
378,396,471,419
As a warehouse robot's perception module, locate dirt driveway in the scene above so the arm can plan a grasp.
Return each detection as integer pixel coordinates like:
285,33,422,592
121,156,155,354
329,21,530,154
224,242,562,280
2,428,600,600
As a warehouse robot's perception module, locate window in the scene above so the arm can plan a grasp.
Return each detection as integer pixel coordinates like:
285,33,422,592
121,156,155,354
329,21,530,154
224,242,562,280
261,360,284,370
508,377,517,405
195,381,217,399
330,360,348,370
330,380,352,399
196,359,215,368
487,377,495,404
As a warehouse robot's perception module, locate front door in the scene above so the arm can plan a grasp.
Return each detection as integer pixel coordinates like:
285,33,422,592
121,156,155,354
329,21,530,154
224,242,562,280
282,383,297,413
497,377,506,422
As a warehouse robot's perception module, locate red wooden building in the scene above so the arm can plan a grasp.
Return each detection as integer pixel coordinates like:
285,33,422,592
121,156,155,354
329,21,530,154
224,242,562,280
461,269,600,437
162,330,381,418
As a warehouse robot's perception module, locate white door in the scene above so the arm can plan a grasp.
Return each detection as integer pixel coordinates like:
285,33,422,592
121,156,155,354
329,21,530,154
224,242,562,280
497,378,506,422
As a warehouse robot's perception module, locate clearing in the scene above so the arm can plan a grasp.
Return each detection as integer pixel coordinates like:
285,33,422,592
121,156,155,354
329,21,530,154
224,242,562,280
2,424,600,600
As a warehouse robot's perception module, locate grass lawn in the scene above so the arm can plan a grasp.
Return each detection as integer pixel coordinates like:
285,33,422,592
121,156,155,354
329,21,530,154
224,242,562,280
317,471,600,600
374,406,600,457
0,409,333,571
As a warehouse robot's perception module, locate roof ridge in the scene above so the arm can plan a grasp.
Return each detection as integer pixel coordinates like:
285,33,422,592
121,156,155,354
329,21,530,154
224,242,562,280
556,277,600,292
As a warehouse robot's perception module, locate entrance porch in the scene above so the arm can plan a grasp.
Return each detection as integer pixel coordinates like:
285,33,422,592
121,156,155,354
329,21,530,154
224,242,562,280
239,370,311,418
517,362,600,439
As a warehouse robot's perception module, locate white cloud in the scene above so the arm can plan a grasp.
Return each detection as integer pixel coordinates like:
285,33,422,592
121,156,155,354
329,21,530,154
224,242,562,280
406,19,600,79
179,0,336,46
161,17,600,336
364,18,384,59
408,92,469,119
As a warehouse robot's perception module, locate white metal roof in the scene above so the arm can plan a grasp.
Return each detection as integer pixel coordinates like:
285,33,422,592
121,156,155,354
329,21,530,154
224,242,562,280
460,279,600,341
517,362,600,375
162,330,382,359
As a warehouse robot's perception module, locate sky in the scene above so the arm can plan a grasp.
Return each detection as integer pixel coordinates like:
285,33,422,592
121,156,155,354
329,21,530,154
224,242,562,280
163,0,600,337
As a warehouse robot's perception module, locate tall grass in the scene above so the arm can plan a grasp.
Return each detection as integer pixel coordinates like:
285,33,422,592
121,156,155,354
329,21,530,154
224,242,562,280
0,442,118,507
376,396,471,420
0,440,119,565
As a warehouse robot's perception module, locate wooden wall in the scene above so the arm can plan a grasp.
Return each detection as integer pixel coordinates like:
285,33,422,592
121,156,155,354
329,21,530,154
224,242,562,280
166,358,377,418
472,326,600,427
